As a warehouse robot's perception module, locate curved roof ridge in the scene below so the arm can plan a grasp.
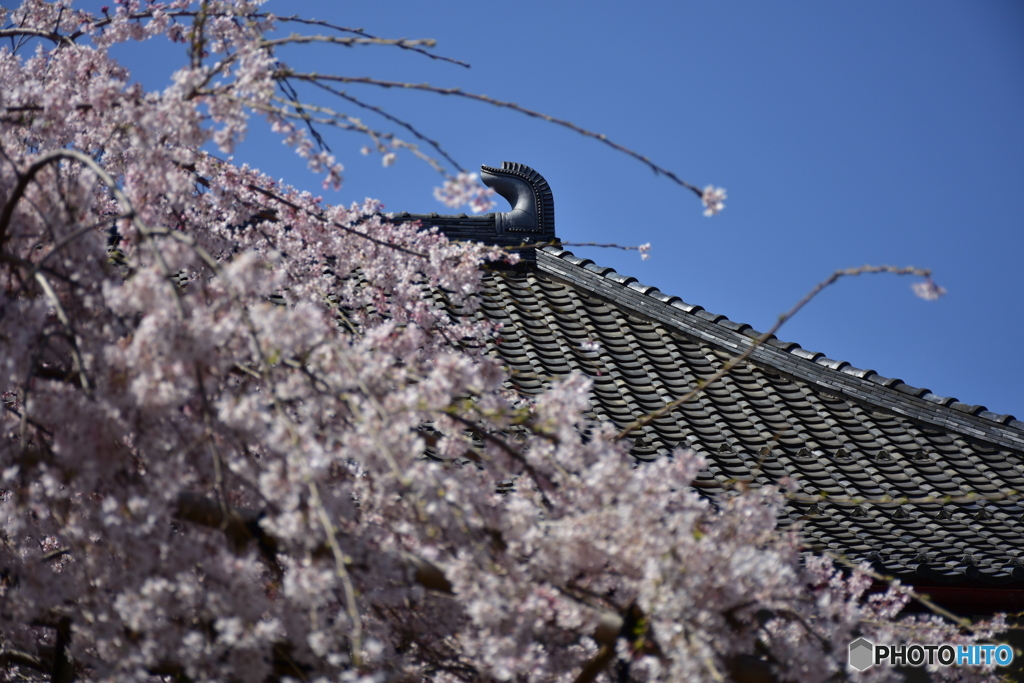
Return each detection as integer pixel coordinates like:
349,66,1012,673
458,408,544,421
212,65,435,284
536,246,1024,450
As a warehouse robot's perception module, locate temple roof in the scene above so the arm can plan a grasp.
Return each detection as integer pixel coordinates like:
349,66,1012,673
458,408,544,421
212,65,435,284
405,163,1024,588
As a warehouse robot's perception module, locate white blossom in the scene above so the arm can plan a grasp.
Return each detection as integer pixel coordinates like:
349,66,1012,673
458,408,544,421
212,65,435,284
913,278,948,300
0,3,997,682
702,184,728,216
434,171,498,213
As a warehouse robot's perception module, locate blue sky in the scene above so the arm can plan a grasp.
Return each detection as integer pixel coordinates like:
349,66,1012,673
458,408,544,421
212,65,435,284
94,1,1023,419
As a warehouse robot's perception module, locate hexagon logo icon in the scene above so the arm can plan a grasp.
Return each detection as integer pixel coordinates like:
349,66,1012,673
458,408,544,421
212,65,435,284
849,638,875,671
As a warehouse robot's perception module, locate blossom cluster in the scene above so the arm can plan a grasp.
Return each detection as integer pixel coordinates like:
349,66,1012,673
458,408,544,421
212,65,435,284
433,172,498,214
913,278,948,301
0,3,1001,682
702,185,728,216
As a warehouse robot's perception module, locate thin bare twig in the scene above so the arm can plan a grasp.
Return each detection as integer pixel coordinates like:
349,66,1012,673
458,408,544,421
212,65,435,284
259,34,437,50
303,79,465,172
66,11,471,67
271,17,470,68
274,72,708,199
276,74,332,153
34,272,91,396
783,489,1024,507
259,92,446,166
555,241,651,255
308,481,363,667
442,411,555,510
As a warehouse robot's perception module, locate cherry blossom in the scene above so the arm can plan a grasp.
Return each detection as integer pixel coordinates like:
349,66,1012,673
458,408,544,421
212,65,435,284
0,3,1000,682
433,171,499,213
913,277,948,301
702,184,728,216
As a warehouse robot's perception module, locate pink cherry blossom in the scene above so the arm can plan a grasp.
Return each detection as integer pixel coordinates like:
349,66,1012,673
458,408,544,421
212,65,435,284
913,277,948,300
702,184,728,216
0,3,999,682
434,171,498,213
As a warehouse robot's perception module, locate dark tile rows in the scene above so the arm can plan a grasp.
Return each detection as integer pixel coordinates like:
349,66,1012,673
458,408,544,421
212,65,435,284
444,265,1024,584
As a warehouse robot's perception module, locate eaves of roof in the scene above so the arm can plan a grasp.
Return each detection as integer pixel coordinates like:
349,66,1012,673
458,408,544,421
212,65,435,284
406,162,1024,599
443,248,1024,594
535,246,1024,452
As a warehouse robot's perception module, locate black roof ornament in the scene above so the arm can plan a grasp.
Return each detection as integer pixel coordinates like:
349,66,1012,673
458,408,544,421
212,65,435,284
480,162,554,236
389,162,556,264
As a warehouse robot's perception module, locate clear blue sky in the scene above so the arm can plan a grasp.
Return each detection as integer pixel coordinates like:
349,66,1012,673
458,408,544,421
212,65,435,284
95,1,1024,419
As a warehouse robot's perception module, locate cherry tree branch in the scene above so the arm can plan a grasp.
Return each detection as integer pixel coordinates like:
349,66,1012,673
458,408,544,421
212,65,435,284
823,548,974,631
308,481,364,667
441,410,556,510
33,272,91,395
301,79,465,173
0,649,49,675
258,34,438,50
0,26,73,45
68,11,471,67
274,71,709,199
266,16,471,67
258,93,449,174
0,148,187,317
173,491,452,594
783,489,1024,506
181,158,430,258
